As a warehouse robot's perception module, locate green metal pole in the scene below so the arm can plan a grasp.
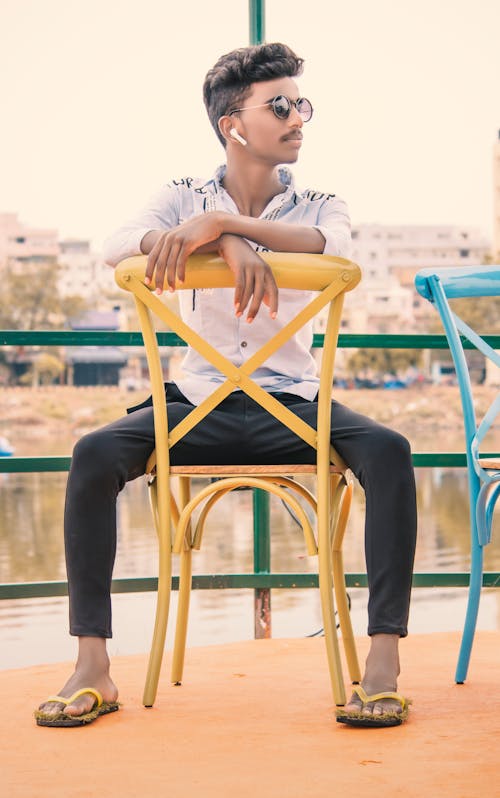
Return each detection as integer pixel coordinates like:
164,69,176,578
249,0,270,638
249,0,265,45
253,488,271,638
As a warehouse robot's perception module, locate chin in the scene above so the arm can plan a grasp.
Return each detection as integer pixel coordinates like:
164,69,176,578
278,152,300,165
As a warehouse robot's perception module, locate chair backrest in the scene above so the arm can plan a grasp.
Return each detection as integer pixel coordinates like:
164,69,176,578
415,265,500,479
116,253,361,475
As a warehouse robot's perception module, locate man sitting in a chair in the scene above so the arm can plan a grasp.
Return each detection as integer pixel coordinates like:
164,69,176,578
36,42,416,728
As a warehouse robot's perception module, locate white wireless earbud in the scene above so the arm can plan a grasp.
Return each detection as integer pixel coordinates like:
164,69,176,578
229,128,247,146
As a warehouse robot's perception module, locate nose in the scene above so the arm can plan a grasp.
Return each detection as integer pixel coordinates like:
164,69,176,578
288,104,303,127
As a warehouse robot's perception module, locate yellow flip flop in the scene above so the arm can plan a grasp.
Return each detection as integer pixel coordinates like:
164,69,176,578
336,684,410,728
35,687,120,727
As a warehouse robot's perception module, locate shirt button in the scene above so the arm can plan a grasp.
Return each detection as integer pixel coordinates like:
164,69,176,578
241,341,247,348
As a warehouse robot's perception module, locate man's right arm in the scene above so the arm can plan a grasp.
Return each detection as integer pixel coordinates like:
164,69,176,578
103,186,278,322
142,227,278,322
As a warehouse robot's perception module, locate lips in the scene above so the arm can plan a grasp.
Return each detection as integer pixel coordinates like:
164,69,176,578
283,133,303,143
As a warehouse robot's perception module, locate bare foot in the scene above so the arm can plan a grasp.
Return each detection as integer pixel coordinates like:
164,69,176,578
344,633,403,717
38,637,118,718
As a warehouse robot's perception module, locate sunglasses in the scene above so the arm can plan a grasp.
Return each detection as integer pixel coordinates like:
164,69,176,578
229,95,313,123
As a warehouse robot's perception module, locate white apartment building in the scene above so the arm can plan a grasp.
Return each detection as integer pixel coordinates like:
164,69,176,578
0,212,122,319
0,212,59,269
351,223,490,285
345,223,491,333
341,273,414,335
493,130,500,259
58,239,117,300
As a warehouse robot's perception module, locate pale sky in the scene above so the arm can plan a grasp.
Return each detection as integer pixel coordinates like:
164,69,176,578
1,0,499,250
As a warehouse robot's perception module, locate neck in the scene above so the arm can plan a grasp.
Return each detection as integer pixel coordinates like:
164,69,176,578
222,159,285,217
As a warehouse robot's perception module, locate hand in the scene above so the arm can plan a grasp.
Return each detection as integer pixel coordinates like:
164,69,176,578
218,234,278,323
144,212,224,293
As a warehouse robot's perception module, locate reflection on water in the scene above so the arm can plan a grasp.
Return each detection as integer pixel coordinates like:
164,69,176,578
0,465,499,670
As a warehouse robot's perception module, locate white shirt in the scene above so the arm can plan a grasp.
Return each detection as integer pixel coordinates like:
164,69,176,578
104,165,351,406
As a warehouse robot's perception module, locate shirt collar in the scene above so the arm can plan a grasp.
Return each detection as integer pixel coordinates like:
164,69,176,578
206,164,299,212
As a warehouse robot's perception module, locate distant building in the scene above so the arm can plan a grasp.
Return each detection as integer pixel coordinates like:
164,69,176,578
342,274,414,335
0,215,119,300
348,223,491,330
493,130,500,260
351,223,490,285
59,239,117,300
0,212,59,270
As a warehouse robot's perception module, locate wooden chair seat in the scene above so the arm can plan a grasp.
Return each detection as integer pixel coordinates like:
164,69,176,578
477,458,500,471
154,463,343,476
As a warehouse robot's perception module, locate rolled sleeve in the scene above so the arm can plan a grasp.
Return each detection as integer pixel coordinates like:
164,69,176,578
313,196,352,258
102,184,180,267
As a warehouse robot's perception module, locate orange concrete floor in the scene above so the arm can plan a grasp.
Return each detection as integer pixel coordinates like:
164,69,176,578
1,632,499,798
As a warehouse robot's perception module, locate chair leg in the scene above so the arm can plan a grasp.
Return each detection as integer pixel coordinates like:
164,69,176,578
330,476,361,685
143,475,173,707
455,533,484,684
455,475,485,684
317,475,346,706
171,548,192,684
171,477,192,685
458,480,500,682
318,546,346,706
476,480,500,546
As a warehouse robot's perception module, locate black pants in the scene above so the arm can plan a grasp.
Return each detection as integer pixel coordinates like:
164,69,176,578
65,384,417,639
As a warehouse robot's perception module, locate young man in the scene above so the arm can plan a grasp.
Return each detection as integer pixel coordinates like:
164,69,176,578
37,43,416,728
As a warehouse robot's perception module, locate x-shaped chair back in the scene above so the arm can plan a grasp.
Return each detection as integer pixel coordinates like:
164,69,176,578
116,253,360,472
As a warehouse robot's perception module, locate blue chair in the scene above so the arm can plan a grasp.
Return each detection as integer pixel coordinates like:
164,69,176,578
415,265,500,683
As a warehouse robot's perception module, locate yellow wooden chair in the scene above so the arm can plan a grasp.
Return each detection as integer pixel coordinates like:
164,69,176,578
115,253,362,708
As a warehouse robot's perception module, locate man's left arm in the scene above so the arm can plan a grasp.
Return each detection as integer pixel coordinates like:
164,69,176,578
145,196,351,287
219,196,351,257
217,215,326,254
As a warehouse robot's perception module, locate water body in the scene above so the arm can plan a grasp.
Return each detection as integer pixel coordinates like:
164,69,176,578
1,456,498,670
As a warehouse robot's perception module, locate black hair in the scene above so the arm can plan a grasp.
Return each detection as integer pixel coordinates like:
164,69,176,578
203,42,304,147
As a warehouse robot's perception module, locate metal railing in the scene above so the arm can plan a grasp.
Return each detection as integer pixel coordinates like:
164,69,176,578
1,329,499,616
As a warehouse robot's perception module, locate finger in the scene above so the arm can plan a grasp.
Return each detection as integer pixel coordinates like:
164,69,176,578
152,237,173,294
154,248,168,294
265,272,279,319
165,239,183,292
145,235,165,286
233,266,246,315
175,242,192,285
144,255,154,286
238,267,254,317
246,271,266,323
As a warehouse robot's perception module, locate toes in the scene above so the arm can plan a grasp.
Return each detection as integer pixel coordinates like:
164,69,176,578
358,699,402,717
39,702,64,716
64,698,96,717
344,693,363,713
372,700,401,717
343,691,404,718
38,696,97,717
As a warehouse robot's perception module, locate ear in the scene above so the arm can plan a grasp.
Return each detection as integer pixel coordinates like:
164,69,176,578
218,115,238,145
